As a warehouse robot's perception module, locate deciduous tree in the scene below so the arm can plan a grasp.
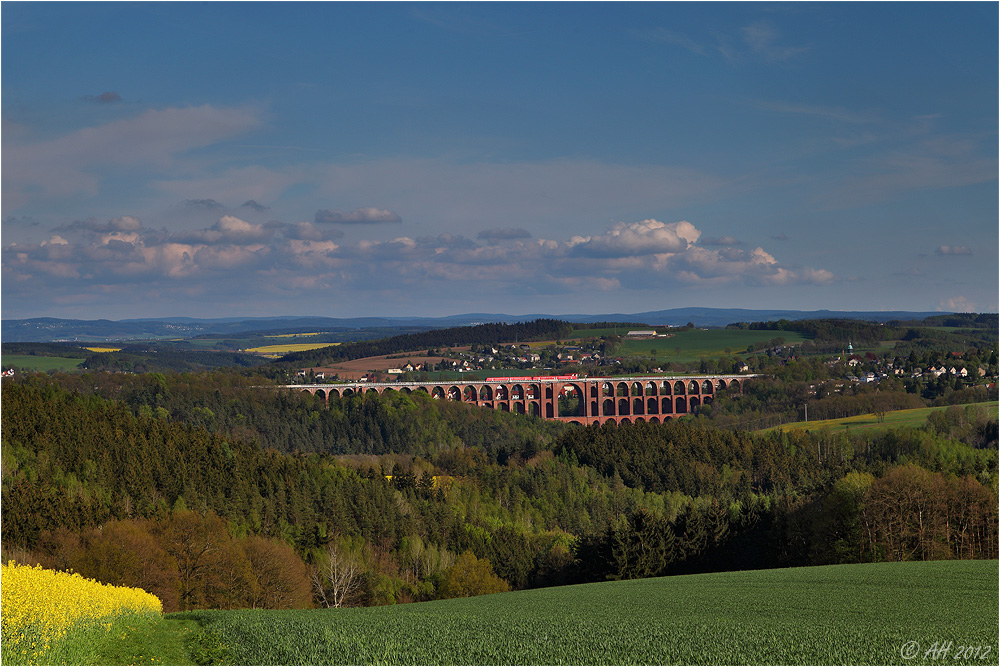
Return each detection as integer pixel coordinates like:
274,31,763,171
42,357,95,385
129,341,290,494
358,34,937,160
311,537,365,608
439,550,509,598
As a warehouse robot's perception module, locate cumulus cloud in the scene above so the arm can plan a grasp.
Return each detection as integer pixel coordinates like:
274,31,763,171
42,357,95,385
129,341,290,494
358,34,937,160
3,214,836,317
939,296,976,312
314,208,402,224
568,219,700,258
646,242,834,287
355,237,420,261
542,219,835,290
175,215,272,245
935,245,972,256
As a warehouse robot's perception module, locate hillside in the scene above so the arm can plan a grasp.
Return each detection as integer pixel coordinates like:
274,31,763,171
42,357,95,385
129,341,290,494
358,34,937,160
2,308,956,342
4,374,996,616
771,402,1000,435
176,560,998,665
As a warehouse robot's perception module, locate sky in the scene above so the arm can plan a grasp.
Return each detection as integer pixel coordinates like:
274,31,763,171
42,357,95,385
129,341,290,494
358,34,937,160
2,2,997,321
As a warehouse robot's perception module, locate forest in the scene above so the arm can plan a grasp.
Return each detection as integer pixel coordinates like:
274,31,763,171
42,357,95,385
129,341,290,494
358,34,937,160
732,314,998,350
2,315,996,613
2,351,996,613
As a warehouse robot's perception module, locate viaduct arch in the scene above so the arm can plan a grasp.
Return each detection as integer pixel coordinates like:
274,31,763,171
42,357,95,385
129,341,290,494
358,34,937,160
286,374,753,426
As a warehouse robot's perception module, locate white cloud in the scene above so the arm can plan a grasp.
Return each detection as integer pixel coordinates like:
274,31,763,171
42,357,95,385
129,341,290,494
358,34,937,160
935,245,973,256
568,219,700,258
939,296,976,312
3,214,837,316
176,215,272,245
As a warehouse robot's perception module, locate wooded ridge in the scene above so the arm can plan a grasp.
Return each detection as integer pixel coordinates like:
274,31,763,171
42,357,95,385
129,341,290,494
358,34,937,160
2,372,995,612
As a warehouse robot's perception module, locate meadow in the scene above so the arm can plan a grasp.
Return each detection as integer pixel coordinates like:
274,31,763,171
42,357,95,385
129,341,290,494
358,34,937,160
176,560,997,665
0,354,85,372
572,328,809,362
771,401,1000,435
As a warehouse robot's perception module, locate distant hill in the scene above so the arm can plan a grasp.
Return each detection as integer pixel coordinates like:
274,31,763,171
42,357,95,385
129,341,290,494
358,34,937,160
0,308,957,342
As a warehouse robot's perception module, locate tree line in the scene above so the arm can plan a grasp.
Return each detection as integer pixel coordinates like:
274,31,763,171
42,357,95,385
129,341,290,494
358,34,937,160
277,319,575,367
731,315,997,348
2,374,996,613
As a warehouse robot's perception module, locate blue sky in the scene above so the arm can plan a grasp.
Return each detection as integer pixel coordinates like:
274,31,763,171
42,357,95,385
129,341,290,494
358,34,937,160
2,2,997,320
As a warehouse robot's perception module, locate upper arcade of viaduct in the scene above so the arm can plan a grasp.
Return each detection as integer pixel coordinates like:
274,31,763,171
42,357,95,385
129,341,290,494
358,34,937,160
286,374,755,426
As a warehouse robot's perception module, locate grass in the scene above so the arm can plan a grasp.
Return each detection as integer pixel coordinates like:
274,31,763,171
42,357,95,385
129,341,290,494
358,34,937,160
771,401,999,434
54,615,198,666
618,329,809,363
57,614,190,666
2,611,168,666
1,354,85,372
171,560,997,665
538,328,810,364
110,617,201,666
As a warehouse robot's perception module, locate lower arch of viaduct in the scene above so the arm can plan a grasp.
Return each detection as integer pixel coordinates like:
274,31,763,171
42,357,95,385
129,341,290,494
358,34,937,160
288,375,751,426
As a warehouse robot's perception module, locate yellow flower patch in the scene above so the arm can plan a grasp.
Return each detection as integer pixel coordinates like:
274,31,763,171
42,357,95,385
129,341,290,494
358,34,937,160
1,562,162,665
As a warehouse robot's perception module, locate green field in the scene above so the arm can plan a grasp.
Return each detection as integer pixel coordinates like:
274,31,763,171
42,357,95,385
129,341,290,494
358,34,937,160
1,354,85,372
772,401,999,435
622,329,808,362
174,560,997,665
569,328,809,363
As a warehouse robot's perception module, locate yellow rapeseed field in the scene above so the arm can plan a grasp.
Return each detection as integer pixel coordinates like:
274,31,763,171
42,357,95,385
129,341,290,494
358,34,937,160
245,342,338,354
1,562,162,665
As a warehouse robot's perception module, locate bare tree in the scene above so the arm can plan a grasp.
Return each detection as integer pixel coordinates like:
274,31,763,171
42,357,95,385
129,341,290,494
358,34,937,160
311,539,364,608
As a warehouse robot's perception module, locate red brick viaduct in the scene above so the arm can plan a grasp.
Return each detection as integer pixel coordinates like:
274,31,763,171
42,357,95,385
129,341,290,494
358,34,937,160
287,374,754,426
